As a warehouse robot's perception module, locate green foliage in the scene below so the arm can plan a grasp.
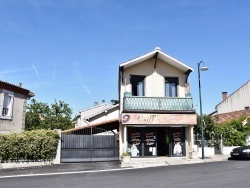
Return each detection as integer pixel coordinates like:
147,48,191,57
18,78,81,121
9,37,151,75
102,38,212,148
25,98,74,130
194,115,215,141
215,116,250,146
122,152,130,156
194,115,250,148
0,130,60,162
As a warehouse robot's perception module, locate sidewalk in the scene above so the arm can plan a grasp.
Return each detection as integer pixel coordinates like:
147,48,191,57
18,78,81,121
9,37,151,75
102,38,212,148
121,154,231,168
0,155,230,177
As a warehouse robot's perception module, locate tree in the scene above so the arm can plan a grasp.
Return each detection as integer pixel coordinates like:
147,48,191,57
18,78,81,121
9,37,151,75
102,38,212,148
25,99,73,130
194,114,215,142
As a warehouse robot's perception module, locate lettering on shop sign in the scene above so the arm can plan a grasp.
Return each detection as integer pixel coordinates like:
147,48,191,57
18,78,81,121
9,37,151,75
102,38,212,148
173,132,181,142
144,132,155,145
122,113,197,124
130,132,141,145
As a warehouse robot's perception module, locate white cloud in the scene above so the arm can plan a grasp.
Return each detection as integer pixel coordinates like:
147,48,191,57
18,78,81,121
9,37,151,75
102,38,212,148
81,84,92,95
32,63,39,78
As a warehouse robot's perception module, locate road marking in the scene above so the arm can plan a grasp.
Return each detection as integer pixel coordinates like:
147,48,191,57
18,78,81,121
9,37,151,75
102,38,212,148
0,168,136,179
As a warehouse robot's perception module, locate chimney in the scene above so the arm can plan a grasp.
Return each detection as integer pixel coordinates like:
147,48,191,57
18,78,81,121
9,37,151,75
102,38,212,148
94,102,98,106
18,82,22,87
222,92,227,101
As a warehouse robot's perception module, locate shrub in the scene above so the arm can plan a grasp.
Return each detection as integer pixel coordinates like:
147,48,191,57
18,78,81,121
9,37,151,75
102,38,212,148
0,130,59,162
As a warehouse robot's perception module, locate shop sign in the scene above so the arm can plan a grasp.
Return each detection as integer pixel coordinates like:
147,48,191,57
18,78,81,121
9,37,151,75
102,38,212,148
122,113,196,125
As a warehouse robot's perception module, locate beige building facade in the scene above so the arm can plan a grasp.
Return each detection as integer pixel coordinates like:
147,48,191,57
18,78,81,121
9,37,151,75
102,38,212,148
0,81,34,134
118,47,197,158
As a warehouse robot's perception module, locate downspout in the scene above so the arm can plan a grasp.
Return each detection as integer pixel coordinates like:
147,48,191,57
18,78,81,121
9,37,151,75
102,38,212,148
118,66,124,108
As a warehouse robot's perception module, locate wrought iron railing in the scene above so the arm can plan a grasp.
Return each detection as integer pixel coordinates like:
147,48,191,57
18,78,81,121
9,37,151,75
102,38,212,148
123,96,194,111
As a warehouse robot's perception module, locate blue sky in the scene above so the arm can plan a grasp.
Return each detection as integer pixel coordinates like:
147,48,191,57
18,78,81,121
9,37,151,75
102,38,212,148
1,0,250,116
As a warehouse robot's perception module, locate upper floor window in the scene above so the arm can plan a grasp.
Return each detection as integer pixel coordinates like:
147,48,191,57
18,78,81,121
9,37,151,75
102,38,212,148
165,77,178,97
0,90,14,119
130,75,145,96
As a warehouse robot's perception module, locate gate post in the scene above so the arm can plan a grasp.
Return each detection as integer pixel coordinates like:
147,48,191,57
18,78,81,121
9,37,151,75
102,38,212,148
90,126,93,161
54,129,62,164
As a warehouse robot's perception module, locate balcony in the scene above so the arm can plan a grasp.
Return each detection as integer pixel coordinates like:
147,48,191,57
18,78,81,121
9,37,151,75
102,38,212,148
123,95,194,112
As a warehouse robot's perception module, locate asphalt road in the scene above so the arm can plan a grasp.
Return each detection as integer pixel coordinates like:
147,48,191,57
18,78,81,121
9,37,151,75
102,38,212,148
1,160,250,188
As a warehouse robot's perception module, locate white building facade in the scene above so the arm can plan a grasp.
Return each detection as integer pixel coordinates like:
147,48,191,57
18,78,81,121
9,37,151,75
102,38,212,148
216,80,250,114
75,101,119,127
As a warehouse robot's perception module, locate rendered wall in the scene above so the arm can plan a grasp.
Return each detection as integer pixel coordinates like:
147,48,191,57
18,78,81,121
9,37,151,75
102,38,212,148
0,92,27,134
120,58,187,112
217,81,250,114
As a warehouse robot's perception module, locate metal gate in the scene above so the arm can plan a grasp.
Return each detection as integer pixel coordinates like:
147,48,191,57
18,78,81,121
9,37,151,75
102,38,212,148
61,127,119,162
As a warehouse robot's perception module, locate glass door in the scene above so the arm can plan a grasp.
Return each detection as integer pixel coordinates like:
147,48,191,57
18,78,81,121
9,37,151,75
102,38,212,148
143,128,156,157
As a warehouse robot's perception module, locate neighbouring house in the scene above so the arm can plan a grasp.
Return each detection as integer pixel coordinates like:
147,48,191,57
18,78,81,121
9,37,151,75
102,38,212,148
75,100,119,127
0,81,34,134
210,80,250,123
118,47,197,158
62,100,120,162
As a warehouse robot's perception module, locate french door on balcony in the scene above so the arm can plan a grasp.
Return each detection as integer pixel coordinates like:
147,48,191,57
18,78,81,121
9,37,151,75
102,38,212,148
165,77,178,97
130,75,145,96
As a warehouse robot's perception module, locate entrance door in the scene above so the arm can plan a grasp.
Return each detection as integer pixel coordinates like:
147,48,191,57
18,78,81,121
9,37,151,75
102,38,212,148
144,128,157,156
157,127,170,156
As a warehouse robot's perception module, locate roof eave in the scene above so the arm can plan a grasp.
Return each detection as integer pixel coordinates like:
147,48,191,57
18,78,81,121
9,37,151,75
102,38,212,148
119,49,194,73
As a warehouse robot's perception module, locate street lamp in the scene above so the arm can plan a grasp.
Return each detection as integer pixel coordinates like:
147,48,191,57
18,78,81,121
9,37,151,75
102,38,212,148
198,61,208,159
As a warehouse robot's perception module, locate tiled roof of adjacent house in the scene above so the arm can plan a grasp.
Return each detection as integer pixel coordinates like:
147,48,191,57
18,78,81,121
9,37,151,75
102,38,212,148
62,118,120,133
211,109,250,124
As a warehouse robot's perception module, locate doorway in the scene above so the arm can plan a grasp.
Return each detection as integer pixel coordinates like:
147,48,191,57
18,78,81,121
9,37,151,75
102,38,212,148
157,127,170,156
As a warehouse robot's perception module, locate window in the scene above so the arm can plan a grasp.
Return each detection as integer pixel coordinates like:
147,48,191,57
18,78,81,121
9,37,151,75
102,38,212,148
0,90,14,119
130,75,145,96
165,77,178,97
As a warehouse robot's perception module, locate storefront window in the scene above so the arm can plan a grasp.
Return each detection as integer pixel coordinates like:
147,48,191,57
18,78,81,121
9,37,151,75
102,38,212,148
144,129,156,156
128,128,141,157
172,127,184,156
128,126,185,157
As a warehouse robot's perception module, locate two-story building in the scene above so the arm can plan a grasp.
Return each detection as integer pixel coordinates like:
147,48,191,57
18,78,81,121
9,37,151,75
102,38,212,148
0,81,34,134
118,47,197,158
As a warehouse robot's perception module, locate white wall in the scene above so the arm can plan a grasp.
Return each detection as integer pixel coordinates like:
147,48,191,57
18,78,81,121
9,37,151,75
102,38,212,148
217,81,250,114
89,108,119,124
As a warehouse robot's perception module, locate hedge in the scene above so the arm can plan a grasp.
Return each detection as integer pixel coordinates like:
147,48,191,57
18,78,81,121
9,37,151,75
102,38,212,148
0,130,60,162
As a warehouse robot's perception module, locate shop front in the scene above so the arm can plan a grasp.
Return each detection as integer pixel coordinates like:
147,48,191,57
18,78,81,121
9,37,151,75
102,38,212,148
127,126,186,157
121,113,196,158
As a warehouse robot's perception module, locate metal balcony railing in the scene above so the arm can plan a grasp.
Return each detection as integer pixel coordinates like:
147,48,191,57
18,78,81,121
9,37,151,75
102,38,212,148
123,96,194,112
